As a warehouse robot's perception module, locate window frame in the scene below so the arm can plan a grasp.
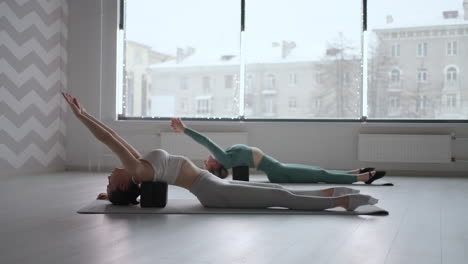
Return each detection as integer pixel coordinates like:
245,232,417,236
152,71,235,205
117,0,468,124
202,76,211,93
391,43,400,57
446,94,457,108
446,67,458,82
265,73,276,90
447,40,457,56
224,75,234,89
417,69,428,83
196,97,213,115
390,68,401,84
417,42,428,57
288,72,297,87
288,97,298,109
180,76,188,90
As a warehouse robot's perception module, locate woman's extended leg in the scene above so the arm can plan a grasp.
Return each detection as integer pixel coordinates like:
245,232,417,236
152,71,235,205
191,172,377,211
228,180,359,197
258,155,372,184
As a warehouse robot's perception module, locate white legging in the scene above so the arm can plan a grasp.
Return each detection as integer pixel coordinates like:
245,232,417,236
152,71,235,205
189,170,340,210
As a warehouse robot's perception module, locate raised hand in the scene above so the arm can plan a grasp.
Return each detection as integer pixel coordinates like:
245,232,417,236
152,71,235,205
62,92,86,117
170,118,187,133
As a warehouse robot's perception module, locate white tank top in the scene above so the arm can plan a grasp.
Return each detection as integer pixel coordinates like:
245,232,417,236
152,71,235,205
142,149,185,185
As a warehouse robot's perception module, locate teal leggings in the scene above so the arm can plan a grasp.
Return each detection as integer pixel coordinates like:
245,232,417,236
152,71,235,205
257,155,358,184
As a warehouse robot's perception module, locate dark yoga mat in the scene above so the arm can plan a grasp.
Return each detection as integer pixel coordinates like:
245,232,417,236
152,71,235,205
352,180,393,186
253,179,393,186
77,199,388,216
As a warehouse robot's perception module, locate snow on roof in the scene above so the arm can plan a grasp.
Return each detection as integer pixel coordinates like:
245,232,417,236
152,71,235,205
373,9,468,31
149,41,324,69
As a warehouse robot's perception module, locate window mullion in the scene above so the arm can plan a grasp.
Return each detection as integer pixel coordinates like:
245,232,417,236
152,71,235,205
239,0,246,119
361,0,368,119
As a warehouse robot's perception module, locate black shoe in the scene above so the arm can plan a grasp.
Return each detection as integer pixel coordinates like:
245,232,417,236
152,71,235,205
365,171,386,184
359,167,375,173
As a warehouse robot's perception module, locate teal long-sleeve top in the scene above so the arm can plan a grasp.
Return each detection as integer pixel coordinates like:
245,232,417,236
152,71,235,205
184,128,254,169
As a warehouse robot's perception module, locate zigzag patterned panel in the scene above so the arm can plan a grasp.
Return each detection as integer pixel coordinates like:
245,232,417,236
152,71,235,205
0,0,68,172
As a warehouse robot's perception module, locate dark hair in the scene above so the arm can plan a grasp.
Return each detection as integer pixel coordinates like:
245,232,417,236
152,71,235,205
108,182,141,205
211,165,229,179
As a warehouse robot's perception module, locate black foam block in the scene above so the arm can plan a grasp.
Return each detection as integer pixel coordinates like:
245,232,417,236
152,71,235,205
140,182,168,208
232,166,249,181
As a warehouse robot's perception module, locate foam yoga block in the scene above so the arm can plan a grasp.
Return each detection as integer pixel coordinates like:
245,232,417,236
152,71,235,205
140,182,168,208
232,166,249,181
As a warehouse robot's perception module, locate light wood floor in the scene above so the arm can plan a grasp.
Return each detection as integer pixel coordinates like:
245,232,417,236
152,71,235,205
1,172,467,264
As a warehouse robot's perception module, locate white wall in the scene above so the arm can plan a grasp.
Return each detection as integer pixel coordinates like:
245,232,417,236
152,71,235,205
67,0,468,176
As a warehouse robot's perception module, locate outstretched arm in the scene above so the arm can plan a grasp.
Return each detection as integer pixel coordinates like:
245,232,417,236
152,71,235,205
82,111,141,159
62,93,147,180
170,118,232,166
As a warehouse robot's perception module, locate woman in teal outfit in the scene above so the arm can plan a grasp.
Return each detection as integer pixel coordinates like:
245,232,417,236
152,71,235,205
170,118,385,184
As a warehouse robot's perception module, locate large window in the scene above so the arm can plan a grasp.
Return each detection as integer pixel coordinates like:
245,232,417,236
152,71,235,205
122,0,468,120
244,0,361,119
367,0,467,120
124,0,240,118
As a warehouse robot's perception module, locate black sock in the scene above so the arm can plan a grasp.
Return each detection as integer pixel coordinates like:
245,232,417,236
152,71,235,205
365,171,386,184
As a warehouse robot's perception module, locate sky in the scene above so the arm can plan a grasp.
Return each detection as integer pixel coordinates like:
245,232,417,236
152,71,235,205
126,0,466,60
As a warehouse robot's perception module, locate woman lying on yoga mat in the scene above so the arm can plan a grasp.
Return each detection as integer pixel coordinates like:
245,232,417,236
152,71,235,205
63,93,378,210
171,118,385,184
